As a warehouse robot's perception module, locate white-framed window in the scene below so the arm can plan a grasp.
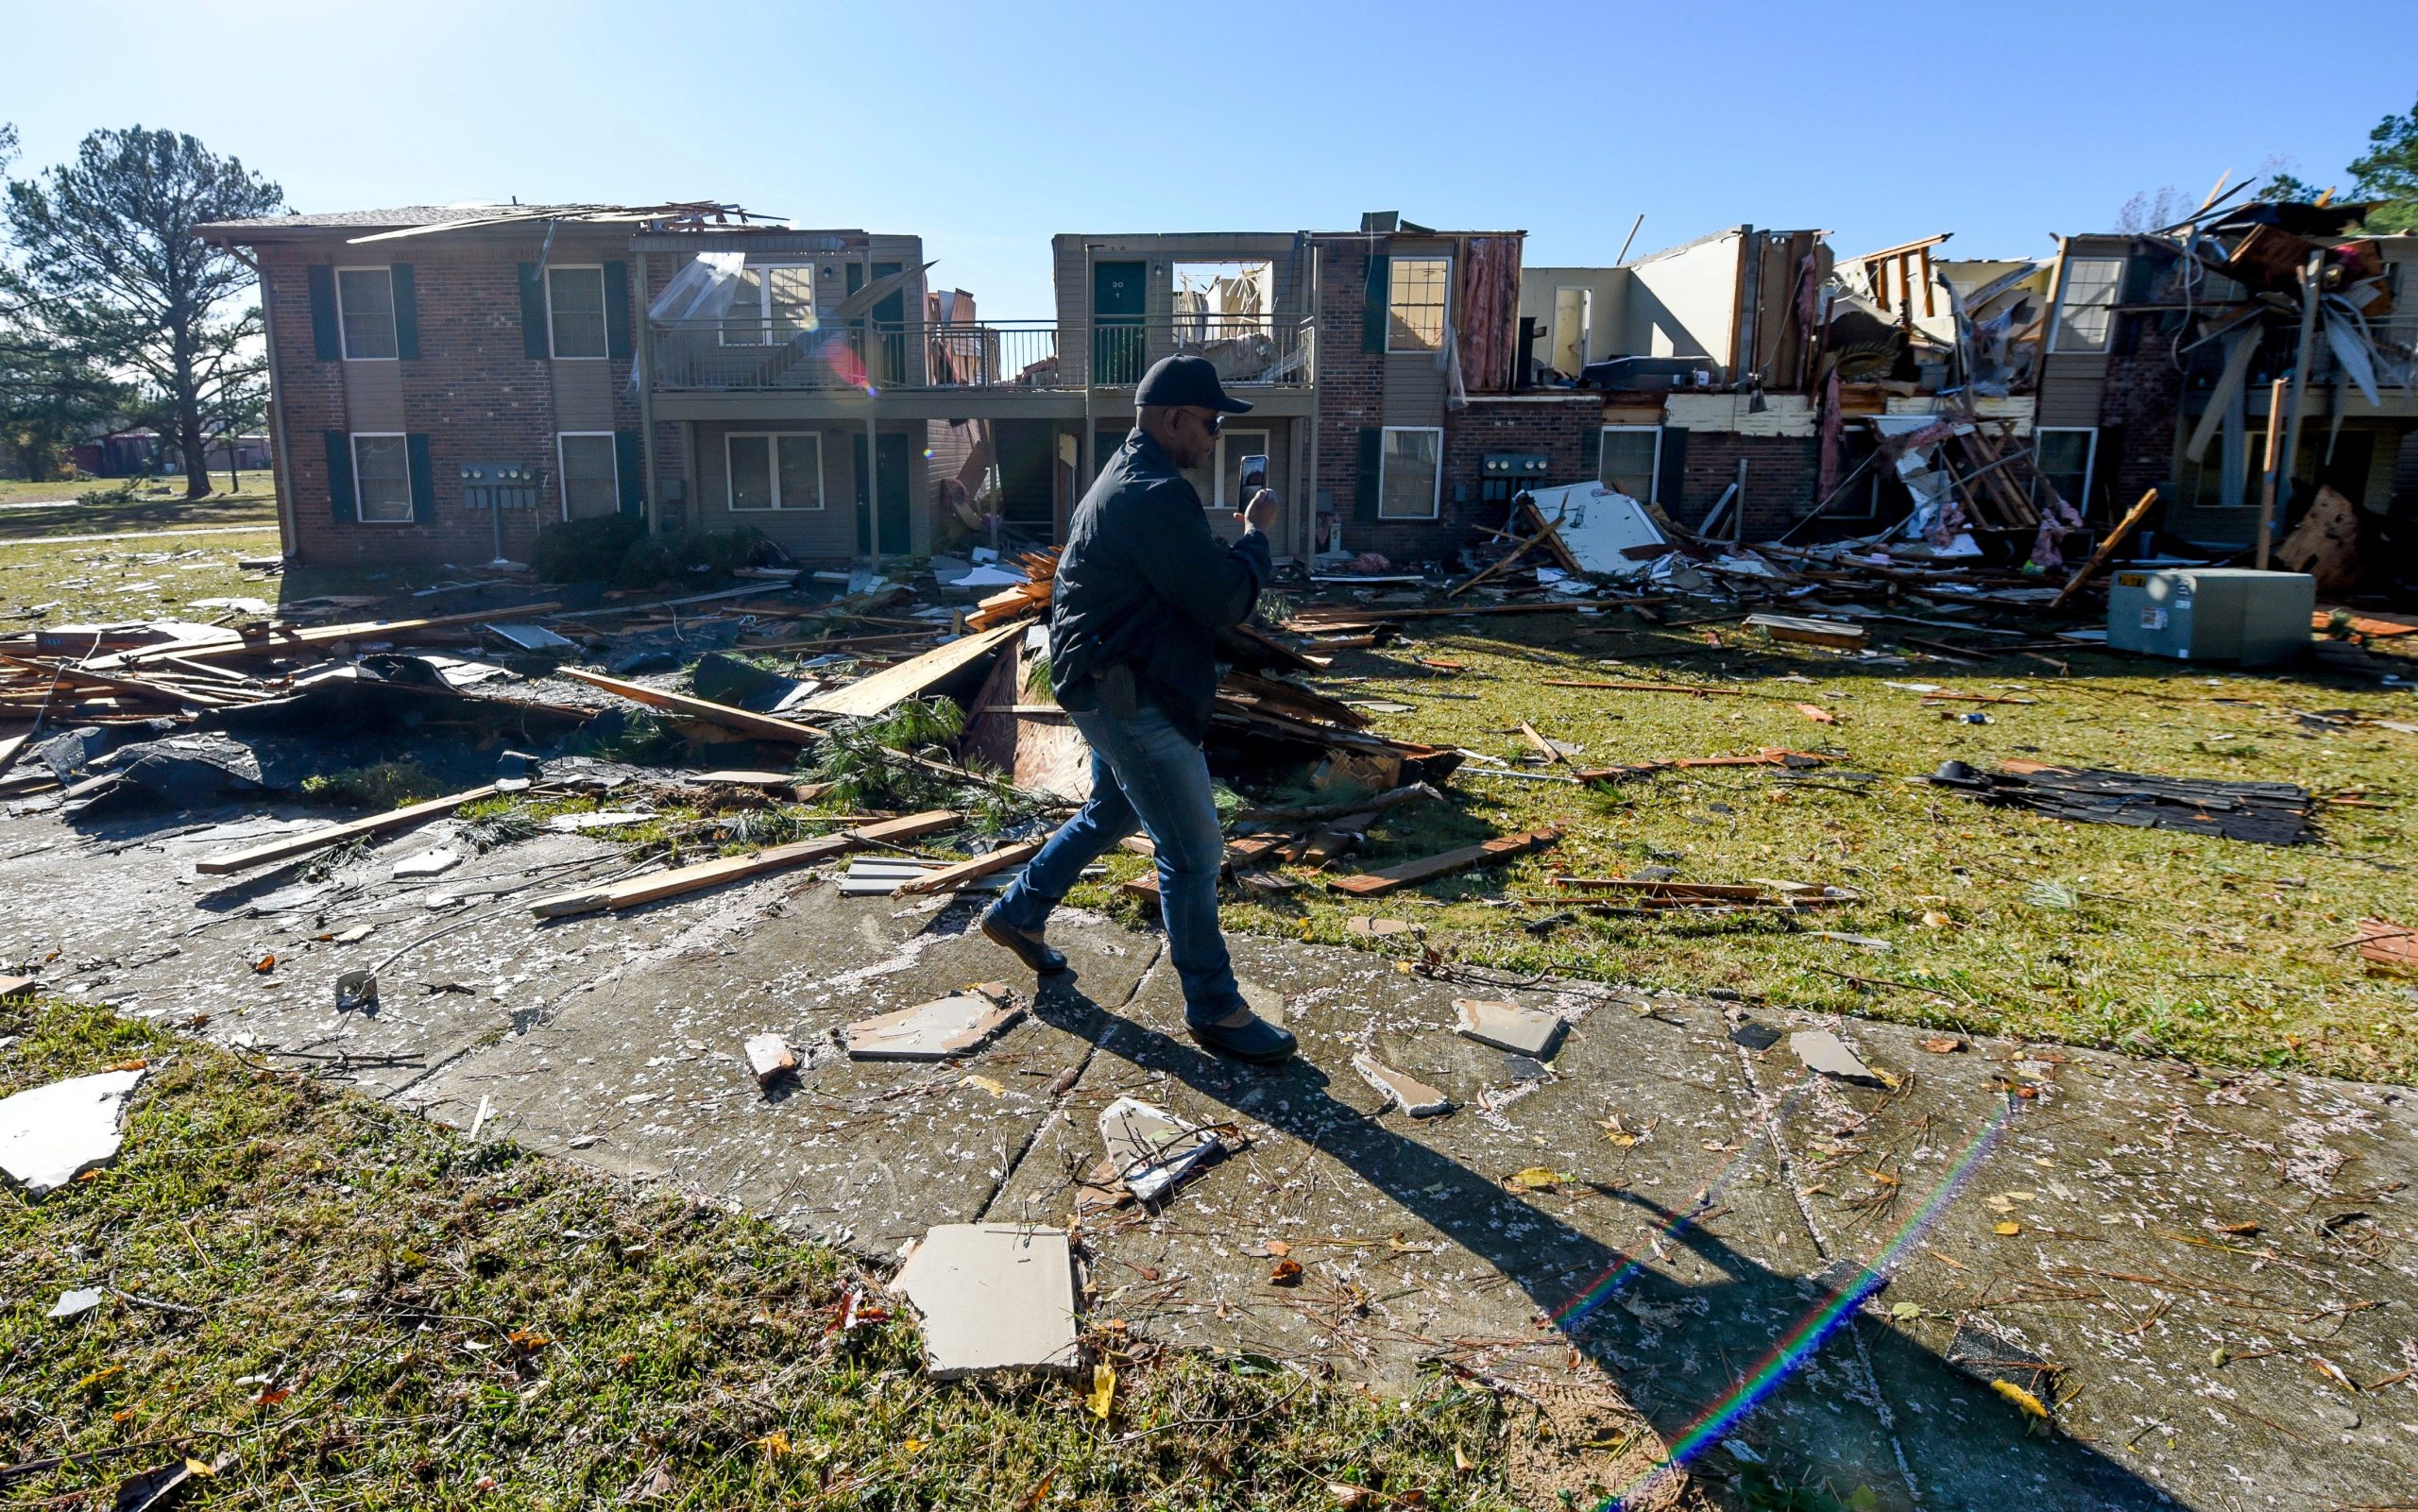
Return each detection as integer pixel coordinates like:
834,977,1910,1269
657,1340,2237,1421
349,433,413,523
1377,426,1442,519
720,264,816,346
1387,256,1451,352
2033,427,2097,513
2051,256,2124,354
334,267,398,360
546,264,608,359
1598,425,1661,502
725,432,824,511
557,433,620,519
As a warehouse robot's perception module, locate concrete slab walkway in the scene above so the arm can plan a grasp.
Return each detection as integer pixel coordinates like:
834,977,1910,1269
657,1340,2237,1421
9,802,2416,1508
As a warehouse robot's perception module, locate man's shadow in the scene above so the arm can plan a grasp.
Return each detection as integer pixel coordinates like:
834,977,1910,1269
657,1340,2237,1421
1029,975,2176,1512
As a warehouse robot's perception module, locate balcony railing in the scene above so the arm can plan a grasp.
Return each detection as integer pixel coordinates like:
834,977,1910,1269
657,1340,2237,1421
647,314,1315,394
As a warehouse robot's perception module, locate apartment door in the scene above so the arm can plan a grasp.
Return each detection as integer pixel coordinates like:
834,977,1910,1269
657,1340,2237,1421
853,430,911,555
1093,260,1146,386
1552,287,1592,376
846,261,908,384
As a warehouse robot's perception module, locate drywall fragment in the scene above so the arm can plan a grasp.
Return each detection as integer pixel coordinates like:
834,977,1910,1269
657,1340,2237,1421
1351,1054,1452,1117
891,1224,1081,1378
0,1067,147,1198
1451,997,1564,1059
843,985,1021,1062
743,1032,798,1087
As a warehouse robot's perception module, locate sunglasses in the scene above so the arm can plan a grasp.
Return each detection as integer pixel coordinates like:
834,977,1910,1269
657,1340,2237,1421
1186,409,1223,436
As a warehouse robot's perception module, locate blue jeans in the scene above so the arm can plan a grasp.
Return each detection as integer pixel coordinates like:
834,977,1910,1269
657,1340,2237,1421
991,703,1242,1025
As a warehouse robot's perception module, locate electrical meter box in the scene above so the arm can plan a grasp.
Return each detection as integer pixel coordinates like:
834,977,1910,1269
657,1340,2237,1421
2105,569,2313,665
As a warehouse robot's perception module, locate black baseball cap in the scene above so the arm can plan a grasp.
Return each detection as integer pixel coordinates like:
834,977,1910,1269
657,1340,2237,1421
1133,353,1253,413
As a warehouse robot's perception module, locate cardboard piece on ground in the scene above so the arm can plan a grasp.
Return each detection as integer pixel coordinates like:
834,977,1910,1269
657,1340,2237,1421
1345,916,1424,940
892,1224,1081,1378
843,984,1021,1061
1453,997,1564,1059
0,975,35,1002
1098,1096,1224,1203
1352,1054,1453,1116
1792,1028,1878,1081
0,1067,147,1198
743,1032,797,1087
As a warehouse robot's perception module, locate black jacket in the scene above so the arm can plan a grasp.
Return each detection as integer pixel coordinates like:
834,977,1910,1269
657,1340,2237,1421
1048,429,1271,743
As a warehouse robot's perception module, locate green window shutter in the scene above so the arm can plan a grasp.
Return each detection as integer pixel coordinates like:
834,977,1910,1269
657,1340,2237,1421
1577,425,1601,477
519,263,549,359
614,429,644,518
307,265,340,361
1354,427,1383,521
391,263,419,359
1655,426,1687,509
603,261,632,361
324,431,355,522
1361,254,1391,354
405,433,434,524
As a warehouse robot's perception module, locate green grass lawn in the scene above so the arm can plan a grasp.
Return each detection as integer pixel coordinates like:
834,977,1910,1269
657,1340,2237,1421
0,527,286,624
1044,610,2418,1086
0,479,281,539
2,996,1512,1509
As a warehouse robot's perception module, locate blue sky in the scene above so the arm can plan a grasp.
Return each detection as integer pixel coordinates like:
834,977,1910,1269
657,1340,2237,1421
9,0,2418,314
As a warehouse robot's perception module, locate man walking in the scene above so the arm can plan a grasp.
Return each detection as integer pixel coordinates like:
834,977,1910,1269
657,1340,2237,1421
980,354,1296,1063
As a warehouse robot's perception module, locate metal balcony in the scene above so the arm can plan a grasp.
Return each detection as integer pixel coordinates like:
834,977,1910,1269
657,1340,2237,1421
646,314,1315,393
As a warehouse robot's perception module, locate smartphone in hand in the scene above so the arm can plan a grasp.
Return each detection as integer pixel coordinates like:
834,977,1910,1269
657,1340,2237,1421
1238,454,1269,497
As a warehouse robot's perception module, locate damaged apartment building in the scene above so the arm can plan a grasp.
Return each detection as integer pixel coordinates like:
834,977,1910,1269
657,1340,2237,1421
203,197,2418,586
205,205,1560,571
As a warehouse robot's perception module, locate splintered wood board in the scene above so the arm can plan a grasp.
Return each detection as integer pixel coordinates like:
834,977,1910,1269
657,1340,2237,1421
801,622,1025,720
1326,826,1561,897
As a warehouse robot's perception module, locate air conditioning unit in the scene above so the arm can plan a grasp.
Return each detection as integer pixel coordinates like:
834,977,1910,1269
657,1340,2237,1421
2106,569,2312,665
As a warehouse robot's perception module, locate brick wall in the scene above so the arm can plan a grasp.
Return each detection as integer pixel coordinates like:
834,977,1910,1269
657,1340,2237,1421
2097,312,2184,518
1666,431,1821,536
1313,241,1385,517
264,239,642,569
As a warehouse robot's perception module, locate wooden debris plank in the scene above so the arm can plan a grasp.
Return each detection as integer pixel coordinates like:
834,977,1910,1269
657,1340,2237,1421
1552,876,1768,899
1743,614,1868,650
530,808,959,918
560,668,826,743
1326,826,1561,898
893,837,1046,896
1541,679,1746,696
800,621,1026,719
1517,721,1565,763
1286,599,1658,625
196,785,501,875
120,603,568,665
2050,488,2162,611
